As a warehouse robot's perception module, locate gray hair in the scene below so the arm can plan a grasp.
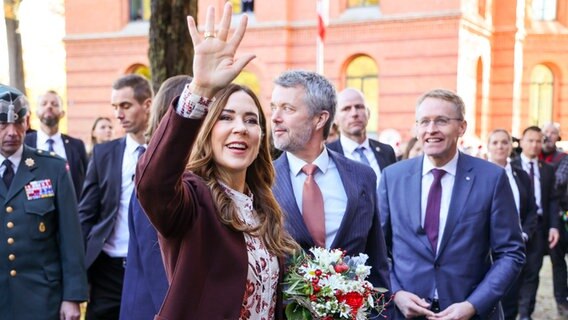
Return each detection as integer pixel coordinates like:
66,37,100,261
416,88,465,120
274,70,336,138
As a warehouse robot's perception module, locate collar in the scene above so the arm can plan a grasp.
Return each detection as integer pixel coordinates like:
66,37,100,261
339,135,370,154
125,134,147,155
0,145,24,167
520,153,538,166
286,148,330,177
37,129,62,144
422,150,459,177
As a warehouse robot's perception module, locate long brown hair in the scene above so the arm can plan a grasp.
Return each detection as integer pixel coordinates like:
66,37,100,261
186,83,297,257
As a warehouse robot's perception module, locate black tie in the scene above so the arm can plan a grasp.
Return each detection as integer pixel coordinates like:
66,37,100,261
46,138,55,152
3,160,14,189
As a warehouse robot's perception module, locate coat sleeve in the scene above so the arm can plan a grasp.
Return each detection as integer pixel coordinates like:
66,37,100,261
78,148,102,242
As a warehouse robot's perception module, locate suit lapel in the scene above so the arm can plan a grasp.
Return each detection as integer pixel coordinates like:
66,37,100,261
404,157,432,253
328,151,356,248
273,155,313,246
6,147,38,202
62,134,75,168
112,139,127,208
437,153,475,257
369,139,386,170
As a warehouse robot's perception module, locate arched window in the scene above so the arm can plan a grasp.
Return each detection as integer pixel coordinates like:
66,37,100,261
233,71,260,96
347,0,379,8
127,64,152,80
130,0,151,21
529,64,554,126
228,0,254,14
345,56,379,132
532,0,557,21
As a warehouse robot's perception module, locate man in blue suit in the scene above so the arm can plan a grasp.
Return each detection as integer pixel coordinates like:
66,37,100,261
25,90,88,200
271,70,390,293
379,89,525,319
79,74,151,319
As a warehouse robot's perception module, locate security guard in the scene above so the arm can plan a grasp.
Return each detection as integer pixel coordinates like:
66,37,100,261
0,85,88,320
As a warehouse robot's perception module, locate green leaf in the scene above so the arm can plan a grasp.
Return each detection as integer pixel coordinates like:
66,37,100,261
285,303,312,320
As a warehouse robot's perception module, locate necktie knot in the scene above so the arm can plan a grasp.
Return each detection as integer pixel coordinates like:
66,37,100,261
355,147,371,166
46,138,55,152
302,163,318,176
431,168,446,181
135,146,146,160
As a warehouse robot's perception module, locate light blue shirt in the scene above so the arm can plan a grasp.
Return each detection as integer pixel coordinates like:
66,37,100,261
286,148,347,248
338,135,382,185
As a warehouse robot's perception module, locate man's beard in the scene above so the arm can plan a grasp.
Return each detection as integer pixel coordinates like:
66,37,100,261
41,116,59,128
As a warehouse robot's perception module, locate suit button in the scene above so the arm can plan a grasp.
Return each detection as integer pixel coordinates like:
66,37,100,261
7,238,14,245
10,270,16,277
8,254,15,261
6,206,13,213
6,222,13,229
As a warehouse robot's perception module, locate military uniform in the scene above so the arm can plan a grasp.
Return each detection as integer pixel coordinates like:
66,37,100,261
0,85,88,319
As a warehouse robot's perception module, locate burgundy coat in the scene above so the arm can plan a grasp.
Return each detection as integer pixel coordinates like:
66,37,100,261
136,106,283,320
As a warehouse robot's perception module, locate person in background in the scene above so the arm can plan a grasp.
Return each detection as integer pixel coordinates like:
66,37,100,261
487,128,538,320
402,137,423,160
325,122,339,143
79,74,152,320
24,90,88,200
327,88,396,186
119,75,191,320
0,84,88,320
380,89,525,319
88,117,113,157
135,4,297,318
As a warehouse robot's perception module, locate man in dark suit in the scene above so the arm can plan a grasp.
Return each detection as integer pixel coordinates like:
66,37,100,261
327,88,396,184
79,74,151,319
270,71,390,293
24,90,88,200
0,85,88,319
379,89,525,319
514,126,561,320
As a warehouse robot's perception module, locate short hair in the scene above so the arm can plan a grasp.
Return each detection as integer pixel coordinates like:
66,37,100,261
522,125,541,137
112,74,153,105
487,129,512,143
416,88,465,120
274,70,336,139
38,90,63,108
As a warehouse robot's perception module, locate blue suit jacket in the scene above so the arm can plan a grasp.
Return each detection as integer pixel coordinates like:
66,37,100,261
273,149,391,292
379,153,525,319
79,137,126,268
25,131,88,200
119,192,168,320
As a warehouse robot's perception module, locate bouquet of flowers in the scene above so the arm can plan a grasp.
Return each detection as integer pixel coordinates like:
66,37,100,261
283,247,388,320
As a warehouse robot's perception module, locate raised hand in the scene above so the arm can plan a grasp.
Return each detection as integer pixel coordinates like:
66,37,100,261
186,2,256,98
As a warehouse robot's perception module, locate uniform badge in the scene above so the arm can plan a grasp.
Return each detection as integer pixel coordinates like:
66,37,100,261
39,222,46,233
25,179,55,200
24,158,34,167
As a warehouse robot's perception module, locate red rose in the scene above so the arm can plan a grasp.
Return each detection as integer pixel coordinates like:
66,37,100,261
344,292,364,313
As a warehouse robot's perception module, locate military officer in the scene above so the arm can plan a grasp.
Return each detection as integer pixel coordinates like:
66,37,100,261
0,85,88,320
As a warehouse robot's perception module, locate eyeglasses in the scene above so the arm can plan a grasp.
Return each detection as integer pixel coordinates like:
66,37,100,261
416,117,463,128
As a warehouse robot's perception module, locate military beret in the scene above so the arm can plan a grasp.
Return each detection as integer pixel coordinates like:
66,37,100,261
0,84,28,123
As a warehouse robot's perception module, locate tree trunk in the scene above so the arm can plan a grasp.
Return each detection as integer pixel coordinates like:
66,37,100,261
4,0,25,92
148,0,197,93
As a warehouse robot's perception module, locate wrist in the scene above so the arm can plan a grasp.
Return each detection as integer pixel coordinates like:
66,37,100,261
188,81,217,99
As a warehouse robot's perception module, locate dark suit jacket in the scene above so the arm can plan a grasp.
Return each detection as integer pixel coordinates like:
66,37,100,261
273,149,391,292
25,131,88,200
511,166,538,240
136,107,283,320
380,154,525,319
79,138,126,268
119,192,168,320
326,138,397,171
0,146,88,319
511,158,560,230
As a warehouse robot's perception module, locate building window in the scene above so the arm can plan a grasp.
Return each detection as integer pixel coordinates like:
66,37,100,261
130,0,151,21
345,55,379,132
532,0,557,21
347,0,379,8
233,71,260,96
529,64,554,126
229,0,254,14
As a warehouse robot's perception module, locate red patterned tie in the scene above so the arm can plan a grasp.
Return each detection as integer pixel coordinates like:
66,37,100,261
302,164,326,248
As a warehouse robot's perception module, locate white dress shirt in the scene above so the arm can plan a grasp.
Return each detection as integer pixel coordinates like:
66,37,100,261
37,130,67,160
102,135,147,257
520,153,543,215
338,135,382,185
421,151,459,254
287,149,348,248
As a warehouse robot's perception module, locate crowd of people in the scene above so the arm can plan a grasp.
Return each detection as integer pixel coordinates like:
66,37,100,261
2,2,568,320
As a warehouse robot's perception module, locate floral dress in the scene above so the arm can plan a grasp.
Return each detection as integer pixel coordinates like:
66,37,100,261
223,186,280,320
